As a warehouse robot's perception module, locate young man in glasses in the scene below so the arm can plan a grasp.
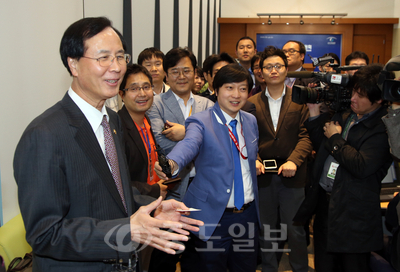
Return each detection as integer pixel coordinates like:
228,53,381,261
248,46,312,272
118,64,168,199
147,48,214,203
147,47,213,272
282,40,316,88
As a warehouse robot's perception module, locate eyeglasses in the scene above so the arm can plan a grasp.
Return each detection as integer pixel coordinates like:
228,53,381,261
262,64,285,72
122,84,153,94
282,49,300,55
168,68,194,78
82,54,131,67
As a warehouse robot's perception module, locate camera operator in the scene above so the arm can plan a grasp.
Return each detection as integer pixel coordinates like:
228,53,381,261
382,99,400,159
294,64,393,272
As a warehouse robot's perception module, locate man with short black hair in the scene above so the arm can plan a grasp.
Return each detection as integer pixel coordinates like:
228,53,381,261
148,47,213,201
318,52,340,73
249,52,267,97
236,36,257,87
344,50,369,76
137,47,169,95
295,64,392,271
282,40,316,88
199,52,236,101
236,36,257,70
156,63,261,272
249,46,312,272
147,47,213,272
118,64,167,199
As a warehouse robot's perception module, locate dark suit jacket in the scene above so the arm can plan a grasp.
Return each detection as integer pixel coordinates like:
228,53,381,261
167,102,260,240
14,93,138,272
248,87,312,188
241,100,256,116
118,105,160,198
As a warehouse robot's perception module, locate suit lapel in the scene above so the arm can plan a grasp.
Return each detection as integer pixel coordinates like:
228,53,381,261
212,103,233,162
163,90,185,124
240,113,254,152
275,87,291,134
259,92,276,135
61,94,128,215
119,106,148,163
192,95,204,115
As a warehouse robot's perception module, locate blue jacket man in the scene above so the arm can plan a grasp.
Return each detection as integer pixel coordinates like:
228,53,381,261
156,64,262,272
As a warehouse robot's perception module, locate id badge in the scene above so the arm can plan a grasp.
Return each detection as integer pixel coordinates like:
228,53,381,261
327,162,339,179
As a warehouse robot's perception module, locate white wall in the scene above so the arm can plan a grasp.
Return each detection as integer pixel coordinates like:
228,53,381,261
0,0,399,224
0,0,123,224
220,0,396,18
130,0,219,64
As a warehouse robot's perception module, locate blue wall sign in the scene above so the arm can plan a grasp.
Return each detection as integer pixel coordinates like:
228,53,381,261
256,34,342,65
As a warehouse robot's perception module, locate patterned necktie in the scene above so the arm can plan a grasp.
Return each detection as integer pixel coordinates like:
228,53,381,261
229,119,245,210
101,115,127,212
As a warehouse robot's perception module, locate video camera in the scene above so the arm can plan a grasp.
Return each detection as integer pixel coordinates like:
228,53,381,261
291,56,366,111
291,73,351,111
378,55,400,102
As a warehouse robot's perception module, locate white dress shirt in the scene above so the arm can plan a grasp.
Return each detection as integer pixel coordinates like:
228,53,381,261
172,91,196,177
218,110,254,207
68,88,109,162
265,85,286,131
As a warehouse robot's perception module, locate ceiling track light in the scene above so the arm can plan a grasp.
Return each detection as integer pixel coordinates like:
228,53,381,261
256,13,346,25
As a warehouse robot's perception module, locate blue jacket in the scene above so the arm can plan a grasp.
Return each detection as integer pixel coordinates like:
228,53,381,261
167,102,260,240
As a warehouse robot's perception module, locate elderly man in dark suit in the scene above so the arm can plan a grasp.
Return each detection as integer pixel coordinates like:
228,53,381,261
13,17,202,272
248,46,312,272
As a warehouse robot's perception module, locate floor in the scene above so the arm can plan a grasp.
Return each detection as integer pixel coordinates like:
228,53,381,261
175,234,316,272
257,236,315,272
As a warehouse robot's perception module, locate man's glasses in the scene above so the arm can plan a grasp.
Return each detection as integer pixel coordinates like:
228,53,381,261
168,68,193,78
82,54,131,67
263,64,285,72
282,49,300,55
122,84,153,94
